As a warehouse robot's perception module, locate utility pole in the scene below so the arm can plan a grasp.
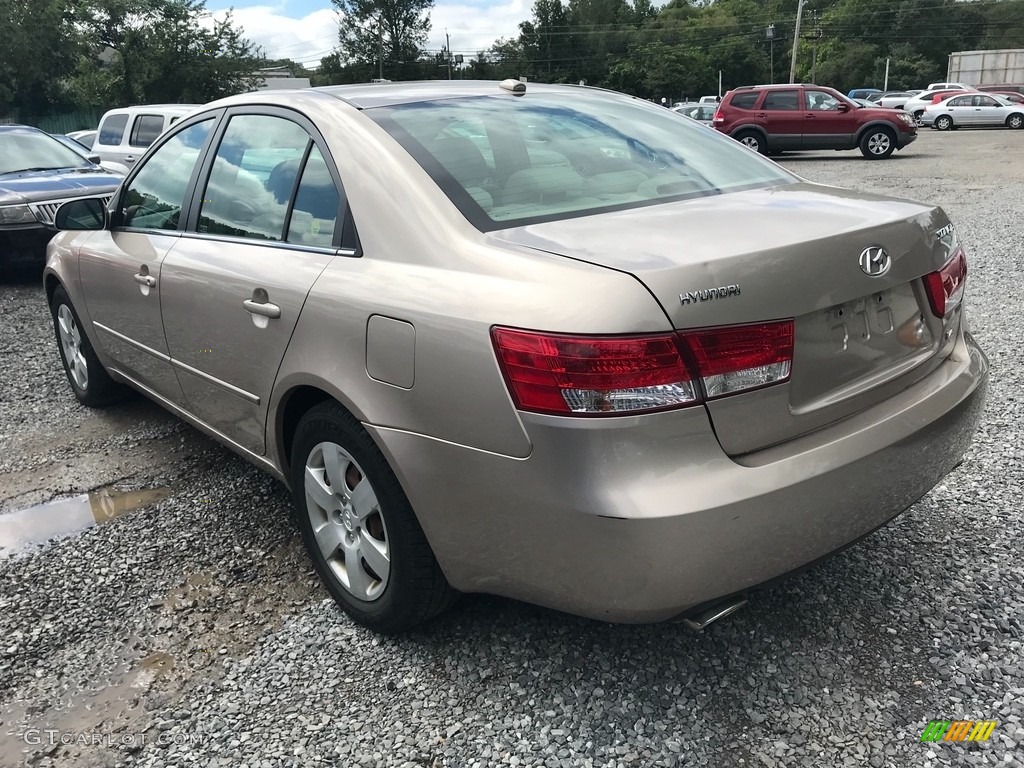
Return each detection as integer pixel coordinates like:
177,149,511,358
789,0,806,84
884,57,890,90
445,29,452,80
766,24,775,84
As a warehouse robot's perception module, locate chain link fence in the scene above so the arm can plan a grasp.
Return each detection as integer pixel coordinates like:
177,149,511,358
0,110,103,135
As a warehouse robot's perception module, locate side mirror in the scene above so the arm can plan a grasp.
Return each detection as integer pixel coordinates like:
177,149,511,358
54,198,108,231
837,103,850,112
86,154,102,164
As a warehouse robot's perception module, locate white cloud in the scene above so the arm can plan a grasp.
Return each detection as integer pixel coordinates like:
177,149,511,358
208,1,528,68
208,6,342,67
428,0,530,56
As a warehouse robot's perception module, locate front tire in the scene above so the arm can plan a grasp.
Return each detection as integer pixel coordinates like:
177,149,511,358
50,285,125,407
290,401,457,633
1007,113,1024,130
734,130,767,155
935,115,954,131
859,127,896,159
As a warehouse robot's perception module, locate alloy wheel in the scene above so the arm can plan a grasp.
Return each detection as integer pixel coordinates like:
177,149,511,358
304,441,390,601
740,135,761,151
867,132,892,155
1009,114,1023,129
57,304,88,391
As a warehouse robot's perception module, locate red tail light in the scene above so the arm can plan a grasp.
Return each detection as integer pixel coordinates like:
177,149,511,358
679,321,794,399
923,247,967,317
490,329,697,415
712,108,724,123
491,320,794,416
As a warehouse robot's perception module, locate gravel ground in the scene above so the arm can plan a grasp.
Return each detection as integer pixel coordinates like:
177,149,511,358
1,128,1022,768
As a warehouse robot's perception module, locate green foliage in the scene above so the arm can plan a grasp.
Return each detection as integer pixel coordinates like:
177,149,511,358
0,0,263,120
482,0,1024,98
332,0,433,79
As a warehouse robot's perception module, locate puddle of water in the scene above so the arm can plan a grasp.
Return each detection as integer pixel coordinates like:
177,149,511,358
0,486,170,557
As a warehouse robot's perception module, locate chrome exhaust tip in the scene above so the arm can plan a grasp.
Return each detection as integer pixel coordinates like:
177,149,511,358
678,596,748,632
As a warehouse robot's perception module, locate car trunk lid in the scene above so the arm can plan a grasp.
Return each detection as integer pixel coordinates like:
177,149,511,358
488,182,963,455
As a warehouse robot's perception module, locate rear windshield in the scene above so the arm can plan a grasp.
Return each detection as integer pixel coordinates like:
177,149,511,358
367,92,793,230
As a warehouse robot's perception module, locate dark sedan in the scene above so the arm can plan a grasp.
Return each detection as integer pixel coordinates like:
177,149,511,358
1,125,122,270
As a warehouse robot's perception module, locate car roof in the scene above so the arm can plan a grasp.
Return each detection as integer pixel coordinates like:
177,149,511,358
102,104,200,113
315,80,604,109
0,124,44,134
730,84,820,91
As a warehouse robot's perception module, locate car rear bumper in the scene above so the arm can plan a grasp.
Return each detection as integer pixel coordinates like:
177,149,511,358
369,331,987,623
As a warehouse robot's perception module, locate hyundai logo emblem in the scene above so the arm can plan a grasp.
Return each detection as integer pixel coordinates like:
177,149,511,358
859,246,891,277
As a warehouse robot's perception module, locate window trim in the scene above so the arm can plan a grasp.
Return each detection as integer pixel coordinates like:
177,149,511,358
185,105,355,253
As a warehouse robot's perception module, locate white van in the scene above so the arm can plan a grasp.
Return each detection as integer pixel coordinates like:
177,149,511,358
91,104,199,167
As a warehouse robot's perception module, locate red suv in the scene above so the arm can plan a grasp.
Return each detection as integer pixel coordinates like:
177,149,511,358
713,84,917,159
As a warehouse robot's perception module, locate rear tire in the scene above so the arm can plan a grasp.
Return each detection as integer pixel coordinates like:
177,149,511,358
1007,113,1024,130
859,127,896,159
734,130,767,155
935,115,954,131
50,285,125,407
290,401,458,633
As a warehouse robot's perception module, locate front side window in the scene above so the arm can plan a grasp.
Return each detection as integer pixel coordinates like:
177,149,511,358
129,115,165,148
369,92,794,230
98,114,128,146
974,96,998,107
805,90,842,111
762,91,800,110
197,115,311,241
120,118,215,231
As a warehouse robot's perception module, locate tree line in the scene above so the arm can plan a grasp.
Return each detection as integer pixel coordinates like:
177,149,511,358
319,0,1024,97
2,0,1022,122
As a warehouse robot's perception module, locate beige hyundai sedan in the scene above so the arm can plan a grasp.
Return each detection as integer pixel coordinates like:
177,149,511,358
44,81,988,632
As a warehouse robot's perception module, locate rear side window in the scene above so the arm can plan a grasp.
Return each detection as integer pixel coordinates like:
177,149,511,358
730,93,759,110
763,91,800,110
197,114,312,242
129,115,165,148
98,114,128,146
287,146,341,248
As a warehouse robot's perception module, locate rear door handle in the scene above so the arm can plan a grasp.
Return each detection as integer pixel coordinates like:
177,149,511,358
243,299,281,319
124,156,136,164
756,112,767,118
133,273,156,287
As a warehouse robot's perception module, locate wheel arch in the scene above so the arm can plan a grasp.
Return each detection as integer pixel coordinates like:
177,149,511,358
730,124,769,143
273,379,371,483
855,120,898,143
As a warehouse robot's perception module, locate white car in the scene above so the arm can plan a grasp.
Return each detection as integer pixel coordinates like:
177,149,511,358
902,89,976,122
92,104,199,168
867,91,916,109
924,82,973,92
921,93,1024,130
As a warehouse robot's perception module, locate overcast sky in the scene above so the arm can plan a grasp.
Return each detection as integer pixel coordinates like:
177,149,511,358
205,0,530,68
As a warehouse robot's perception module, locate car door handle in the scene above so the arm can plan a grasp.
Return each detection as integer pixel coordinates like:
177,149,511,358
133,273,156,287
124,156,136,163
243,299,281,319
804,113,816,119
